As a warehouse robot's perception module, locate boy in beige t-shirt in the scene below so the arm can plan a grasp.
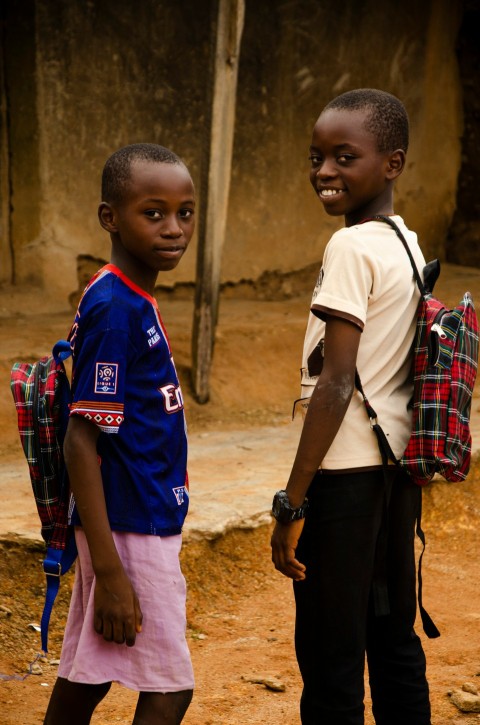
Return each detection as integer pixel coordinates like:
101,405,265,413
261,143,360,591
271,90,431,724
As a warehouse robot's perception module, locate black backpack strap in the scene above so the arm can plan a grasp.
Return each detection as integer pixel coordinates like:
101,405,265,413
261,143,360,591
354,370,398,466
371,444,393,617
354,371,396,616
372,214,427,297
356,220,440,638
355,392,440,636
415,497,441,638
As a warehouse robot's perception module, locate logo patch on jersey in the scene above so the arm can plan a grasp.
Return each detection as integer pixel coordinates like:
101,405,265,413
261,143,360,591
173,486,188,506
159,383,184,413
94,363,118,394
147,325,161,348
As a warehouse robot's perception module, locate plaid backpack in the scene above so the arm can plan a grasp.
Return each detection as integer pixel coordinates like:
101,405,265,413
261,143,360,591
10,340,77,653
358,215,479,486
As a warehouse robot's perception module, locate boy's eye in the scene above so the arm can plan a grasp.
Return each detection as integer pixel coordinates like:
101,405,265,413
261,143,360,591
179,209,194,220
337,154,355,163
308,154,322,167
145,210,163,219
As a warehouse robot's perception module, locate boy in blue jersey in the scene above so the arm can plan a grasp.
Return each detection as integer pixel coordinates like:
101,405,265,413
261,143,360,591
44,144,196,725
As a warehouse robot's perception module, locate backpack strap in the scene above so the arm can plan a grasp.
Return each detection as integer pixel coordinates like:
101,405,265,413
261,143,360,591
355,220,440,638
53,339,73,365
356,368,440,636
372,214,427,297
354,371,398,466
415,499,441,638
354,371,396,617
41,533,77,653
40,340,76,653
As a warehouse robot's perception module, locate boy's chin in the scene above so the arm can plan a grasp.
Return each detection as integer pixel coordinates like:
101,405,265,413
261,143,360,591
322,207,345,218
156,256,185,273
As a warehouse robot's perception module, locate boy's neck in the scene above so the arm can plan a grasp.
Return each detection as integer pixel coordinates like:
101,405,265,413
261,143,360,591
345,198,396,227
109,251,158,296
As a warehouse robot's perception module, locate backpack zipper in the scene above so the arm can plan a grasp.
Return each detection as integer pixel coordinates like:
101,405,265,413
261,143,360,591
431,322,447,339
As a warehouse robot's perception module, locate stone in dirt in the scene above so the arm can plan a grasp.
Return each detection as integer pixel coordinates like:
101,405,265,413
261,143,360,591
242,674,286,692
449,682,480,712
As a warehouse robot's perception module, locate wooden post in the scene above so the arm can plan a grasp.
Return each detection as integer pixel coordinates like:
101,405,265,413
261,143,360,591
191,0,245,403
0,12,12,284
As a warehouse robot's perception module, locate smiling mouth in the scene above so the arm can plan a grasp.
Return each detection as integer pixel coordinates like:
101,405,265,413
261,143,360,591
318,188,344,197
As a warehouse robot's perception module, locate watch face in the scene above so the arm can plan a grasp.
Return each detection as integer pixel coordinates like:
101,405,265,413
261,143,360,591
272,491,294,523
272,499,280,518
272,491,308,523
272,492,285,520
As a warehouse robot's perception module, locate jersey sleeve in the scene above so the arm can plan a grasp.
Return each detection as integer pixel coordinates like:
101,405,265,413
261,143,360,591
311,229,374,330
70,327,131,434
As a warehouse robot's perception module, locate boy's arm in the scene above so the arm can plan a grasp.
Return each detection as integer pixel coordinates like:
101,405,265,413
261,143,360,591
64,415,143,646
271,316,361,580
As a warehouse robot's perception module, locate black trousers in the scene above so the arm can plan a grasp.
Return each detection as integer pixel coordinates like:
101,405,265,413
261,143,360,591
293,469,431,725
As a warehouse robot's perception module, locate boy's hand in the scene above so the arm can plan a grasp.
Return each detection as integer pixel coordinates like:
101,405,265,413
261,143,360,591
64,417,143,647
93,569,143,647
271,519,306,580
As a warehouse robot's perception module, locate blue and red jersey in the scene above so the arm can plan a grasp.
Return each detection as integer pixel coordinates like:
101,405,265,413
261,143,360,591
69,264,188,536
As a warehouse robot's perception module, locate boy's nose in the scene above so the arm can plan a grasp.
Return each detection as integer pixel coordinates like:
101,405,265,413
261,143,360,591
316,160,336,179
162,218,183,237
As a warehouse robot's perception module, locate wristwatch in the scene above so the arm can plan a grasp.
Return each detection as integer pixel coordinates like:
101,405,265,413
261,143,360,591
271,490,308,524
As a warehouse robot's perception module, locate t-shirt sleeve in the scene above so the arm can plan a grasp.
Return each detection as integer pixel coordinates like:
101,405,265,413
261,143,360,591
311,229,373,329
70,328,131,434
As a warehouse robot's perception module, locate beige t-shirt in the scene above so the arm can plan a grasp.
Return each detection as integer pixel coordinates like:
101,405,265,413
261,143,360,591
299,216,426,470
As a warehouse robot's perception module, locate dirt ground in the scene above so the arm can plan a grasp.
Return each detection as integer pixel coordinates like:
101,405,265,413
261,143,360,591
1,269,480,724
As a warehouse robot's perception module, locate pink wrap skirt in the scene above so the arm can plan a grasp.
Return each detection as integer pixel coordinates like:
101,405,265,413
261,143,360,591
57,528,194,692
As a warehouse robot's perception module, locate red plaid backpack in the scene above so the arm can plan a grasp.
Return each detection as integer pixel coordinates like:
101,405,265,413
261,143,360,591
357,215,479,486
10,340,77,653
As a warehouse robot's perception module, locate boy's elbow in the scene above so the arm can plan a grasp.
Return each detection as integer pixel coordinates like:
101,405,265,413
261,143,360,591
63,426,78,469
312,369,355,408
64,415,100,465
332,372,355,406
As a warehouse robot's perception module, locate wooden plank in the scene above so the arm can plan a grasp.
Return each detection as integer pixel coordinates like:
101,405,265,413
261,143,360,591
191,0,245,403
0,14,12,284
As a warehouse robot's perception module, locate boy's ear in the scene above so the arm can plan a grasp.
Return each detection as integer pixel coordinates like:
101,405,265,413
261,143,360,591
386,149,406,180
98,202,117,232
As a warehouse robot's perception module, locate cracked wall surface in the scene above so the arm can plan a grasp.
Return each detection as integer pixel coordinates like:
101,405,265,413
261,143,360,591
0,0,472,306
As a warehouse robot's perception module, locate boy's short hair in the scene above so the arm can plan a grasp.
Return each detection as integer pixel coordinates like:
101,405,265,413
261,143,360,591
102,143,184,204
324,89,409,154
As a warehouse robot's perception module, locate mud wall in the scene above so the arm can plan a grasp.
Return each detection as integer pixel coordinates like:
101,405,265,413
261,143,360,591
446,0,480,267
1,0,466,304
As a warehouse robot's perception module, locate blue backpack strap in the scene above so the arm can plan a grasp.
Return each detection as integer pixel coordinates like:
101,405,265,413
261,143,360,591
41,534,77,652
53,340,72,451
52,339,73,363
40,339,76,653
